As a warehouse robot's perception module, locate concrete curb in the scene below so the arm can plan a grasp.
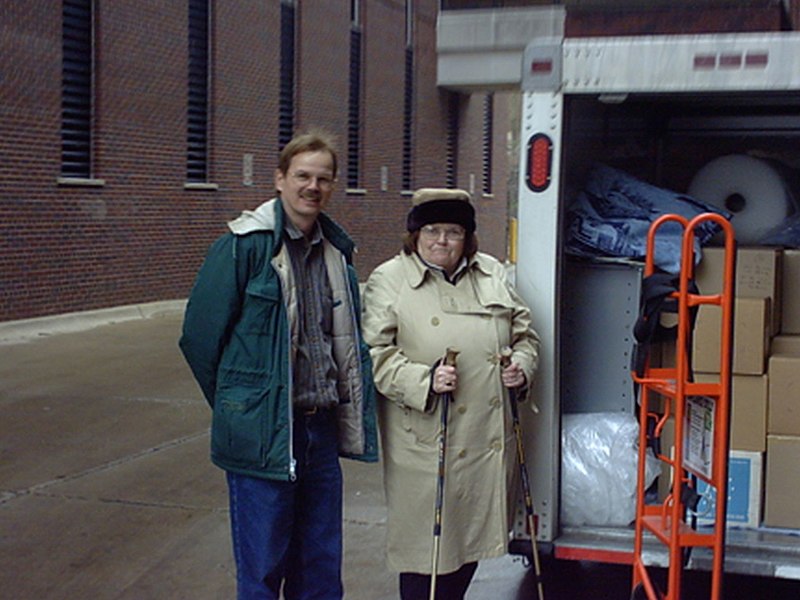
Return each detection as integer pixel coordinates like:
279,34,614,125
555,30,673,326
0,299,187,345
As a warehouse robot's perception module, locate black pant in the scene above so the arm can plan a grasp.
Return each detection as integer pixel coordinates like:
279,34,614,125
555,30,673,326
399,562,478,600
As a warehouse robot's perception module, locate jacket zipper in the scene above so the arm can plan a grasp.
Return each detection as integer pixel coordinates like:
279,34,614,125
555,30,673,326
276,255,297,482
286,286,297,482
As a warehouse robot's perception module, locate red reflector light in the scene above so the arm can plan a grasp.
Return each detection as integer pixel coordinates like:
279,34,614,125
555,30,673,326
526,133,552,193
531,59,553,74
745,52,768,68
719,53,742,68
693,54,716,69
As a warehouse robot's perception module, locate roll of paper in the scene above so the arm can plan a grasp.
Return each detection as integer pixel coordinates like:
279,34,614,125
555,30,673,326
688,154,793,244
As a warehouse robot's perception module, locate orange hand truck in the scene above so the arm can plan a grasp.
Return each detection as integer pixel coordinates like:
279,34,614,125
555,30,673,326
630,213,736,600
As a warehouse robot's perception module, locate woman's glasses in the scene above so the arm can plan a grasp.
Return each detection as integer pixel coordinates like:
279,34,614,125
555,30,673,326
419,225,466,241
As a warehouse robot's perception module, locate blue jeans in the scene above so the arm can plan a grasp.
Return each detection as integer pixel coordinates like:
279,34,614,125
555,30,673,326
565,163,730,273
226,409,343,600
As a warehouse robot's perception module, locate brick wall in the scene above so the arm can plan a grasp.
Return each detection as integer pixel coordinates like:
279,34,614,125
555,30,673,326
0,3,62,318
341,0,411,275
790,0,800,29
8,1,790,322
565,2,786,36
0,1,511,321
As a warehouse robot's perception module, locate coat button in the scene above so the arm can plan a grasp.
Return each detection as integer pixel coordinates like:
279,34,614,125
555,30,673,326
457,405,467,414
431,317,440,326
491,440,502,452
458,449,467,459
402,407,412,431
490,396,501,408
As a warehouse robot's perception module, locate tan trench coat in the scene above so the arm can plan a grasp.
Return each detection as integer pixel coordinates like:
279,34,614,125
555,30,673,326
362,250,540,574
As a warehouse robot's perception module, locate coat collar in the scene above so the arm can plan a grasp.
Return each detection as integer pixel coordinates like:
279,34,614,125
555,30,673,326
402,250,492,288
226,197,355,258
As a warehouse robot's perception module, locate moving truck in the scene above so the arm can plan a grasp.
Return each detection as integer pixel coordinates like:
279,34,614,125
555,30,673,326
438,8,800,582
514,32,800,580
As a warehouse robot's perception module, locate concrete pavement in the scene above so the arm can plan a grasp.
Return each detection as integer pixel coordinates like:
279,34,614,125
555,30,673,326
9,305,793,599
0,305,535,600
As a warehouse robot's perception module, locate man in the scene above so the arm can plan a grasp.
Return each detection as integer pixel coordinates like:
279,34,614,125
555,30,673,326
179,131,378,599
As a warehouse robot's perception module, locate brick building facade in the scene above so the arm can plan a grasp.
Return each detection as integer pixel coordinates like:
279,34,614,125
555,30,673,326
0,1,513,322
2,0,798,322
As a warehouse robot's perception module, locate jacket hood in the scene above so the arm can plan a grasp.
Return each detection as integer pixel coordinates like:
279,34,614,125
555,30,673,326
227,198,280,235
226,197,356,258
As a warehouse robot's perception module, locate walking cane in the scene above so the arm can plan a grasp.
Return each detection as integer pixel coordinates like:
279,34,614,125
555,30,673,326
429,347,459,600
500,347,545,600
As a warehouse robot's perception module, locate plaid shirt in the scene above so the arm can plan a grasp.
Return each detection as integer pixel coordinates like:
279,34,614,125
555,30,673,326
284,219,340,409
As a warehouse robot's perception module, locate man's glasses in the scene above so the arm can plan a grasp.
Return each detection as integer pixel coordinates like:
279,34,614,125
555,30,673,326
290,171,334,190
419,225,466,241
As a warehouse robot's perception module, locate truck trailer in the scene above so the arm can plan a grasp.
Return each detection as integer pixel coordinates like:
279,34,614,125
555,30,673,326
514,30,800,580
438,7,800,585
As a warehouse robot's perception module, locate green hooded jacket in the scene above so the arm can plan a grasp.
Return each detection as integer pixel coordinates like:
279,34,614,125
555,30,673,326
179,198,378,481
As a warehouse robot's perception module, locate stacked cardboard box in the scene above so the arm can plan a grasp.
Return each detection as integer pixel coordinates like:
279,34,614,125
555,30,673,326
692,297,770,375
646,246,800,529
688,247,781,529
780,250,800,334
694,246,782,335
654,415,763,530
765,435,800,528
765,340,800,528
763,249,800,528
695,373,767,453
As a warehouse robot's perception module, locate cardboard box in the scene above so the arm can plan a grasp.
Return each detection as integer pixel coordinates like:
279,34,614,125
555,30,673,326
692,297,770,375
695,373,768,452
659,398,763,528
764,435,800,528
770,335,800,356
695,451,763,529
781,249,800,334
767,354,800,436
695,246,782,335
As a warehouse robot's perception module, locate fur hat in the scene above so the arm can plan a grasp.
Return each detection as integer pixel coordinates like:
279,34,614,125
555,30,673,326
406,188,475,233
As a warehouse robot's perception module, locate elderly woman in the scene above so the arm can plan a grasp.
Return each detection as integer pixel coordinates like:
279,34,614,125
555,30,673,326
362,188,541,599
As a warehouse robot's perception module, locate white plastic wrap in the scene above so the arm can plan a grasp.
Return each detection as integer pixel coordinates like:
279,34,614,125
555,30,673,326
687,154,794,245
561,412,660,527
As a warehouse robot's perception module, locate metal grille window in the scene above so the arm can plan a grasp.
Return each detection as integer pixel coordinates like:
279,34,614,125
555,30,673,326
482,93,494,195
187,0,210,183
61,0,93,179
402,1,414,191
446,93,459,188
347,1,362,189
279,0,296,149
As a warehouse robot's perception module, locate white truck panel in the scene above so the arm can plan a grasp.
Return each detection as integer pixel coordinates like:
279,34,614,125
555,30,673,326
514,89,564,543
522,33,800,94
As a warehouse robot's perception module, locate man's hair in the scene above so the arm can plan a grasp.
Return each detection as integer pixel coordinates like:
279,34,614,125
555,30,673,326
278,130,338,179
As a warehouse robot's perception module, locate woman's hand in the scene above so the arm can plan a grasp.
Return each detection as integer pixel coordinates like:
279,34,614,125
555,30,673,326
432,364,458,394
502,361,526,389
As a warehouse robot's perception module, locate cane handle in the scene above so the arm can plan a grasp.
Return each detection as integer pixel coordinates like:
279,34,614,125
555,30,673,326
499,346,513,368
443,347,459,368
